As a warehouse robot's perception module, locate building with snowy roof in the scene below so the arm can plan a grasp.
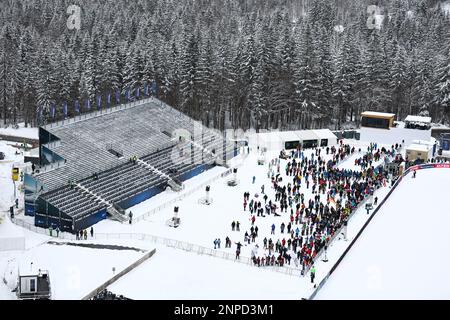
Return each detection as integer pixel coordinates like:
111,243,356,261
404,115,432,130
360,112,432,146
24,97,237,233
406,141,434,163
248,129,337,151
361,111,396,130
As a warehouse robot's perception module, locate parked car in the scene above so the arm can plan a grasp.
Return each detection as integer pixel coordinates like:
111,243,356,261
0,152,5,160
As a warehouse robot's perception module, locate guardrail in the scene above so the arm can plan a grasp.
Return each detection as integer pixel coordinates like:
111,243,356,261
308,162,450,299
9,214,301,277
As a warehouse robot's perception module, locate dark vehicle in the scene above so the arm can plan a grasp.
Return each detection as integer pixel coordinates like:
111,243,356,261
0,152,5,160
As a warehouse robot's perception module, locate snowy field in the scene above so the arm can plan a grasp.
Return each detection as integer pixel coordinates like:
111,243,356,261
0,130,432,300
0,124,38,140
315,168,450,300
109,244,303,300
0,239,152,300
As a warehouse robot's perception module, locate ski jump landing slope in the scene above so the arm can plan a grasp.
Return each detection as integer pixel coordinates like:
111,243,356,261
316,168,450,300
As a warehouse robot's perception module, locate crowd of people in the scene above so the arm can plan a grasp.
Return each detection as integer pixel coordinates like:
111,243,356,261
214,140,403,280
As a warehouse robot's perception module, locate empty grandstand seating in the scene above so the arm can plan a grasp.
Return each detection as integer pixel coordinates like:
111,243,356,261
28,97,237,232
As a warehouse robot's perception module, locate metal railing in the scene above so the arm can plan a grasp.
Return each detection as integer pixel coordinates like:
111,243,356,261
9,216,301,277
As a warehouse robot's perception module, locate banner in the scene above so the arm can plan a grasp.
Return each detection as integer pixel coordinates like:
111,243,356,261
51,104,56,118
63,102,68,117
115,90,121,103
75,100,80,114
97,95,102,109
107,93,111,106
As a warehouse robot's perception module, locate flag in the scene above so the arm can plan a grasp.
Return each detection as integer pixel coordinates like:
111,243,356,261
75,100,80,113
97,95,102,109
86,99,91,110
50,104,56,118
126,89,130,101
107,93,111,106
152,81,157,95
63,102,68,117
115,90,120,103
136,87,140,98
144,83,149,96
36,106,43,121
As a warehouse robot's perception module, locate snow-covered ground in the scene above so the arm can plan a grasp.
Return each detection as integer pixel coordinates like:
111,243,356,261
0,123,38,140
1,131,444,300
109,244,302,300
0,239,152,300
315,168,450,300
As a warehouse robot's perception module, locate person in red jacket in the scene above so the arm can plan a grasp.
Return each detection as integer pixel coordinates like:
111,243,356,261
251,215,256,225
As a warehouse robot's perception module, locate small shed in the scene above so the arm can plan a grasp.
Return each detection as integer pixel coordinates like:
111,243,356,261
406,143,433,163
17,270,51,300
361,111,396,129
404,115,432,130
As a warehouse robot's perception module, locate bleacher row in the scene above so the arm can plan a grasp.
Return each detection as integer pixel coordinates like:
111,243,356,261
42,185,107,220
39,136,234,221
35,97,236,222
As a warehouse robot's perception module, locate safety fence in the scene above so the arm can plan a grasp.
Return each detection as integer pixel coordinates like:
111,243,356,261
308,163,450,299
86,232,302,277
10,216,50,237
9,211,301,276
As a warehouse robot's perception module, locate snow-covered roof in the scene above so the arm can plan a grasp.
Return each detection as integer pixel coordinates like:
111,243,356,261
404,115,432,124
294,130,320,141
406,143,432,152
278,131,301,142
412,140,434,146
312,129,337,140
361,111,395,118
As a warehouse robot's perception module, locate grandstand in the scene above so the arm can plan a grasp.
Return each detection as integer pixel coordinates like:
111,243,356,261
24,97,237,232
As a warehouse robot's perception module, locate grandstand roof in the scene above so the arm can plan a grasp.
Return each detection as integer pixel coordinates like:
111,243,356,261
34,97,226,191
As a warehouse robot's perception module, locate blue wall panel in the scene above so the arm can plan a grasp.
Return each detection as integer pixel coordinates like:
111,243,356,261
179,164,215,182
118,184,166,210
74,209,107,231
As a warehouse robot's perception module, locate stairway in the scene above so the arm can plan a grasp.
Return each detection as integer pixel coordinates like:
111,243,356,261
137,159,184,192
75,183,127,223
107,205,128,223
